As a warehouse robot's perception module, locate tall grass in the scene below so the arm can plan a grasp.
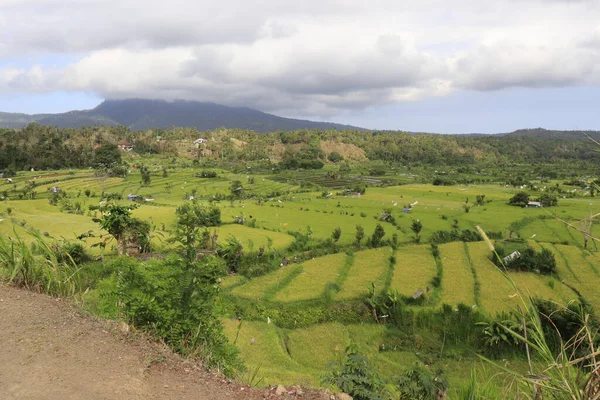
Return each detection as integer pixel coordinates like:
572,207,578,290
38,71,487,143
477,229,600,399
0,229,82,297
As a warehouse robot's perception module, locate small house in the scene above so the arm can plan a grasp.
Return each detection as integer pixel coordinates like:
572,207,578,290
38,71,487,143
51,186,61,193
7,178,13,183
194,138,207,148
118,141,134,151
503,250,521,265
527,201,542,208
127,193,144,202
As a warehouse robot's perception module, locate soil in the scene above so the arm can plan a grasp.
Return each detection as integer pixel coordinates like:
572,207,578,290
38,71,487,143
0,285,330,400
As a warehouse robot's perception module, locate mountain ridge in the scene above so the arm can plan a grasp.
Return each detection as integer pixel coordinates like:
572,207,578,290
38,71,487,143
0,99,365,132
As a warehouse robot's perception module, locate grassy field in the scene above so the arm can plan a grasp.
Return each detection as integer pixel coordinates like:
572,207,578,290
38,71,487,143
439,242,477,307
389,244,437,298
334,247,391,301
4,166,600,395
274,253,347,303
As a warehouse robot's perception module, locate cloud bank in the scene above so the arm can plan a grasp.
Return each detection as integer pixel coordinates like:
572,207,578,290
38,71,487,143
1,0,599,116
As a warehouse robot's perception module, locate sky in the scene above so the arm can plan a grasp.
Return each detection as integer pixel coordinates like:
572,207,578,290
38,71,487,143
1,0,599,133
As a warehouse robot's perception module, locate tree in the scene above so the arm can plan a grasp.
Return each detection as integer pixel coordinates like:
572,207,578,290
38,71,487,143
217,236,244,273
355,225,365,248
508,191,530,207
476,194,486,206
89,203,138,255
411,220,423,243
370,224,386,247
93,143,121,168
331,227,342,243
230,180,244,199
328,151,344,163
139,164,151,186
538,193,558,207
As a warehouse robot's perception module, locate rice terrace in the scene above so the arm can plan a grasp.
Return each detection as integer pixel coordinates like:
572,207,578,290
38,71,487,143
1,122,600,399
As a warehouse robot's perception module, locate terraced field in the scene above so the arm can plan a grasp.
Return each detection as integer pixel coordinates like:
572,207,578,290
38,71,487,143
439,242,476,307
335,247,391,300
389,245,437,298
553,244,600,313
274,253,348,302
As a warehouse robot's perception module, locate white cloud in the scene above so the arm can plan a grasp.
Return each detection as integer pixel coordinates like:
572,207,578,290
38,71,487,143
0,0,599,116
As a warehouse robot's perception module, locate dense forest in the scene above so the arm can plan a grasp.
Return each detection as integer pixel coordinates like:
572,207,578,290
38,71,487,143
1,123,599,172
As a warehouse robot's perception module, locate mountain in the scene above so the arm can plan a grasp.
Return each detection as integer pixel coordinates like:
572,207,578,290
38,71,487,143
0,99,365,132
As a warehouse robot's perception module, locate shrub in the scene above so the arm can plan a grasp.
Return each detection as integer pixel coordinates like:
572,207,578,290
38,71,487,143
537,193,558,207
492,245,556,275
322,344,384,400
508,191,530,207
328,152,344,163
370,224,386,247
197,170,218,178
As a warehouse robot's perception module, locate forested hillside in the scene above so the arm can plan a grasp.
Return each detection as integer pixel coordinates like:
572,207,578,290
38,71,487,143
1,124,599,172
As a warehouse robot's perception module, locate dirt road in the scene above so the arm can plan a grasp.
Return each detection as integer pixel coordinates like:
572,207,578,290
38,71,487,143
0,285,326,400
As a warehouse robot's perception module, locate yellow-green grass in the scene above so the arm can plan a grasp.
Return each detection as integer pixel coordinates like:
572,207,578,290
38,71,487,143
274,253,347,303
439,242,476,307
554,244,600,313
231,265,301,301
389,244,437,297
467,242,515,314
221,275,247,290
222,319,318,386
335,247,392,301
508,272,569,306
286,323,351,369
217,224,295,250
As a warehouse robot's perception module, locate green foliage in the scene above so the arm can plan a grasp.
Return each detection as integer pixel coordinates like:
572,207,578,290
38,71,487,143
217,236,244,273
107,165,128,178
230,180,244,199
508,191,530,207
410,220,422,243
322,344,384,400
0,229,82,297
139,164,151,186
328,152,344,163
355,225,365,248
198,170,218,178
174,202,221,228
493,245,557,274
331,227,342,243
93,143,122,168
430,229,482,245
89,202,148,255
112,255,240,375
537,193,558,207
370,224,386,248
395,363,448,400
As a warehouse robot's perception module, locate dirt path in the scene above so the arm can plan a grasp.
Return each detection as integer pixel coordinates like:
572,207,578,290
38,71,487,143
0,285,327,400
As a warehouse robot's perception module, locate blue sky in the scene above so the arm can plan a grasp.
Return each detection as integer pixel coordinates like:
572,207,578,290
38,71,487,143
1,0,599,133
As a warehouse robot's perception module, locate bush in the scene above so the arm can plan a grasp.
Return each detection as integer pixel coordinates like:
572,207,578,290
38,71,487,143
197,170,218,178
328,152,344,163
432,177,455,186
430,229,482,244
322,344,384,400
508,191,530,207
110,255,241,375
537,193,558,207
492,245,556,274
